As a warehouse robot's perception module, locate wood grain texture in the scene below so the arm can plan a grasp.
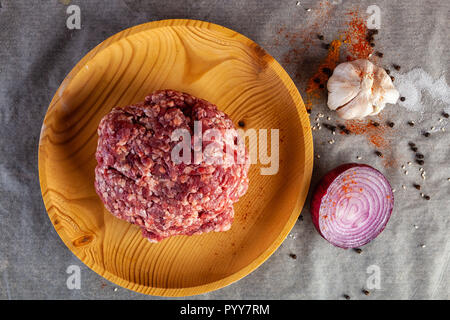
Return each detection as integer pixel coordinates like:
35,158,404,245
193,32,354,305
38,19,313,296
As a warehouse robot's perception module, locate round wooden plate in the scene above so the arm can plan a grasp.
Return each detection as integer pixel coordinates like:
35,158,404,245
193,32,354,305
39,19,313,296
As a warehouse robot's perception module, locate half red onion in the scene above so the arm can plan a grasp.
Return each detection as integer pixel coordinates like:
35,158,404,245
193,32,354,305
310,163,394,249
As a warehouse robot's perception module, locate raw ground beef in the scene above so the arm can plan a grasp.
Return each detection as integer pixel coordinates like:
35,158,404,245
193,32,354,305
94,90,250,242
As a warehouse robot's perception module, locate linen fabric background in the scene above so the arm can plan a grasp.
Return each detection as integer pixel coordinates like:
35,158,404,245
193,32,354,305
0,0,448,299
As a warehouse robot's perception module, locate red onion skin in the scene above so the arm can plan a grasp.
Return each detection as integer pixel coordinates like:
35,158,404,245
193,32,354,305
310,163,393,249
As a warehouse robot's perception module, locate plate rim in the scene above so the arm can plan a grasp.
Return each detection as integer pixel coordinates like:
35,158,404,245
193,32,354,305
38,18,314,297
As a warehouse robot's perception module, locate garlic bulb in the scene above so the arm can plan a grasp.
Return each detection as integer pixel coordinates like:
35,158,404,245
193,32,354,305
327,59,399,120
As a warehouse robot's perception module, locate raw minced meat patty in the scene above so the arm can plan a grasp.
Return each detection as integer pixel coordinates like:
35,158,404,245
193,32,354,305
94,90,250,242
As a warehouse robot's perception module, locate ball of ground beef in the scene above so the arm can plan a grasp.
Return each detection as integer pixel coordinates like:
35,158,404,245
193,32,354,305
94,90,250,242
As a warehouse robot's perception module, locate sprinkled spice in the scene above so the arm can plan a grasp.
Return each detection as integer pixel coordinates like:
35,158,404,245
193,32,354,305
416,153,424,159
343,294,351,300
408,121,415,127
362,289,370,296
413,184,421,190
416,159,424,165
408,142,416,147
443,112,449,118
343,119,394,167
385,69,391,75
424,195,430,200
289,253,297,259
387,121,395,128
375,51,384,58
411,146,418,152
423,132,430,137
344,11,375,60
390,76,395,82
400,97,406,101
393,64,401,71
375,151,383,157
317,34,324,40
354,248,363,254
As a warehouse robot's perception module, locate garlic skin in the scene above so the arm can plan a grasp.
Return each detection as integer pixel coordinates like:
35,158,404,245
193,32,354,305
327,59,399,120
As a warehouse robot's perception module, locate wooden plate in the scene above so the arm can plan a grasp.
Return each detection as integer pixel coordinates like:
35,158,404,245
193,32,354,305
39,19,313,296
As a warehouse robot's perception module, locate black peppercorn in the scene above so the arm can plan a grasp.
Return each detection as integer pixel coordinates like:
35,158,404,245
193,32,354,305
322,67,333,77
